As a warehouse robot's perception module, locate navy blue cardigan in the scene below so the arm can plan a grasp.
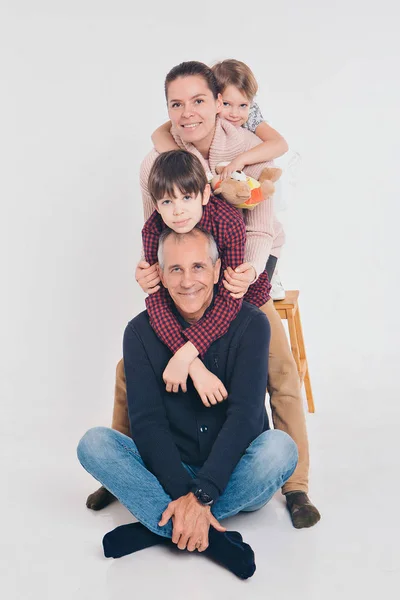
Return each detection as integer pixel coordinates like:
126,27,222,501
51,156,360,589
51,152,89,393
123,301,270,504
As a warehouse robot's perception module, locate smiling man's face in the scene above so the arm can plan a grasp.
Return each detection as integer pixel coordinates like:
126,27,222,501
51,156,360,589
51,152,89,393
159,230,221,323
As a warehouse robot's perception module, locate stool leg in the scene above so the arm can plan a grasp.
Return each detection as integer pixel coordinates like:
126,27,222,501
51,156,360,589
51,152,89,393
294,307,315,413
287,309,301,374
303,369,315,414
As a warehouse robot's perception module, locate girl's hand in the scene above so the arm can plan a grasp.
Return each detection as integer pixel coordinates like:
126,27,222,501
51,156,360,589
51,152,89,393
135,260,161,294
222,263,256,299
219,157,246,180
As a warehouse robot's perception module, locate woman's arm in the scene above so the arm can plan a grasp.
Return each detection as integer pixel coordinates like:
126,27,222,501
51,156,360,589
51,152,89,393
243,195,276,280
151,121,180,153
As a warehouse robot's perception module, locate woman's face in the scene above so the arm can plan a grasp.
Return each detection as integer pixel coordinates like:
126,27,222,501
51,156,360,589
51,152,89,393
166,75,222,145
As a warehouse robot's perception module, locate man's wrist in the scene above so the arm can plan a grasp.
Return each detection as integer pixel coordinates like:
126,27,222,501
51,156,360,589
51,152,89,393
191,488,214,507
191,478,220,506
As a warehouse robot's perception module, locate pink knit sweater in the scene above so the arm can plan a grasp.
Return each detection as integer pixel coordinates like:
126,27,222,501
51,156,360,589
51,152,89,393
140,117,285,277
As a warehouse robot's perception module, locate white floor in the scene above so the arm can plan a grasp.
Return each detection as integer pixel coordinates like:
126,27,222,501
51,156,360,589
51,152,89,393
3,379,399,600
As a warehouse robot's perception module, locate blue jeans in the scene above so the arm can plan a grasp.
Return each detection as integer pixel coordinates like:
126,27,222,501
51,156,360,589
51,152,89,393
77,427,298,538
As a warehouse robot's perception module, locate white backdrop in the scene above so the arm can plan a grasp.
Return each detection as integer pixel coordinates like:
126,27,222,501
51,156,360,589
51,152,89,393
2,0,399,429
1,1,400,597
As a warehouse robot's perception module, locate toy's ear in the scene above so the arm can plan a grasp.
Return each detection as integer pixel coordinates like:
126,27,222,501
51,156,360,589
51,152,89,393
216,180,248,205
259,167,282,183
214,185,223,195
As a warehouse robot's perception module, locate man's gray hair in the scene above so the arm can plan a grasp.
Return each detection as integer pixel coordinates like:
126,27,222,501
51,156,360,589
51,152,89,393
157,226,219,271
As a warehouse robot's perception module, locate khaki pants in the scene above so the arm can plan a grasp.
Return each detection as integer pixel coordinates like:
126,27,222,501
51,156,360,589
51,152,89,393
111,299,309,494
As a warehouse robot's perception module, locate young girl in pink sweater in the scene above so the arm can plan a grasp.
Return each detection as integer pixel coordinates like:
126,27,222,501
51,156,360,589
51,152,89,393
151,59,288,299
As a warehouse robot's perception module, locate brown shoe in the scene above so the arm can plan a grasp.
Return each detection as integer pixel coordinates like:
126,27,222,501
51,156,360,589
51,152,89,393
286,491,321,529
86,486,116,511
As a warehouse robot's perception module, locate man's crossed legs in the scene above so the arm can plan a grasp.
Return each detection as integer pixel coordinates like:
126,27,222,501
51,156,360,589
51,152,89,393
87,300,321,529
78,427,298,578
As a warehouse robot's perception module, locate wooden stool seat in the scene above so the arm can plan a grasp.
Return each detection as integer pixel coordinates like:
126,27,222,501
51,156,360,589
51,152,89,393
273,291,315,413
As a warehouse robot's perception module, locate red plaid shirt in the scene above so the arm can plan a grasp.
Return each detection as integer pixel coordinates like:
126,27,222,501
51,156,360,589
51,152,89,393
142,195,271,357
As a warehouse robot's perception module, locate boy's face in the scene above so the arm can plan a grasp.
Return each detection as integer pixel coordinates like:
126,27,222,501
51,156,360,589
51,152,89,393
219,85,251,128
155,184,210,233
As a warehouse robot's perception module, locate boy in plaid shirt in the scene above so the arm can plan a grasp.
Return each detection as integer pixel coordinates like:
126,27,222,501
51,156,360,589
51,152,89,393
141,150,271,404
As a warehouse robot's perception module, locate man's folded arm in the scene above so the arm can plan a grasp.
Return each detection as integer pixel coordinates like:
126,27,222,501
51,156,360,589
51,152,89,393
123,321,192,500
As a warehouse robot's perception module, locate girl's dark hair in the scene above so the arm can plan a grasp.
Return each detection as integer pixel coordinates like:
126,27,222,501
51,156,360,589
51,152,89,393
164,61,220,100
148,150,208,204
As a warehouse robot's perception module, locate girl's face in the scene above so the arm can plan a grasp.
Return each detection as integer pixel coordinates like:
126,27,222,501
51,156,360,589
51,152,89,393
219,85,251,128
167,76,222,145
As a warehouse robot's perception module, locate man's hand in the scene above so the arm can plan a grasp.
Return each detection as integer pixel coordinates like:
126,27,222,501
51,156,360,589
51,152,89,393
222,263,256,299
158,492,226,552
219,157,246,180
189,358,228,407
163,343,199,393
135,260,161,294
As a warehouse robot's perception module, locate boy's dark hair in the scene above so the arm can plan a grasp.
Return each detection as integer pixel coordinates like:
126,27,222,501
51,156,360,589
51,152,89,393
164,61,220,100
148,150,208,204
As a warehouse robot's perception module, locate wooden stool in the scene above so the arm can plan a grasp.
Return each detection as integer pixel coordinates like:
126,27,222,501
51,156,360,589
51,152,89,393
273,291,315,413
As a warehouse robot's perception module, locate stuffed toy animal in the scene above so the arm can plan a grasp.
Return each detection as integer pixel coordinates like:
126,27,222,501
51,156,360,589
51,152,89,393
210,164,282,210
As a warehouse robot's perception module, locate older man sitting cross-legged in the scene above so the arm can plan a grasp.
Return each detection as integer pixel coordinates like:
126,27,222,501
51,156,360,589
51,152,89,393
77,227,298,579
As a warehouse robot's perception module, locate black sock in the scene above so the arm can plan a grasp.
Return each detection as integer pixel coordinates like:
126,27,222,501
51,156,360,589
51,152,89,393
102,523,256,579
205,528,256,580
102,522,167,558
